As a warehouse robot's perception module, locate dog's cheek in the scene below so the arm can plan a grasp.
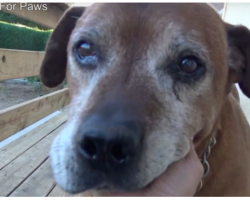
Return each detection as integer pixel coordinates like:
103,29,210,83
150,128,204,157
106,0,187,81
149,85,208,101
66,65,97,116
134,116,190,189
50,120,80,191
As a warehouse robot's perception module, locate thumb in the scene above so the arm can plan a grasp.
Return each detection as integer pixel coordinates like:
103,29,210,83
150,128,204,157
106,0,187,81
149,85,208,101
143,143,204,196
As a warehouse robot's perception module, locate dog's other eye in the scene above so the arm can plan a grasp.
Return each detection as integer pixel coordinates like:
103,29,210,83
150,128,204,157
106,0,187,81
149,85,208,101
78,42,95,58
179,56,200,74
167,54,205,85
75,41,98,67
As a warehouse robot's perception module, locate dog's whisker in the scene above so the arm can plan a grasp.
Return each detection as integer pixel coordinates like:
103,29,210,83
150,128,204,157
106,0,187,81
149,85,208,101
71,16,80,20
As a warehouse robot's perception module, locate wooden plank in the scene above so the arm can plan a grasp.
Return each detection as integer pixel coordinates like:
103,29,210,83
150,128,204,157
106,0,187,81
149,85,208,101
0,88,70,142
0,3,68,29
10,159,55,197
0,112,67,169
0,123,66,197
0,48,44,81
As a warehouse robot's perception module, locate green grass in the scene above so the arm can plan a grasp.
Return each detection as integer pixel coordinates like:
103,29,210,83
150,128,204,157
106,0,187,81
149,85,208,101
0,10,49,30
0,15,53,83
0,21,52,51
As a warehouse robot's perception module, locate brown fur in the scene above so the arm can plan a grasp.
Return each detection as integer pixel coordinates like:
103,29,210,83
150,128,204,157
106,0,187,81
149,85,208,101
41,3,250,196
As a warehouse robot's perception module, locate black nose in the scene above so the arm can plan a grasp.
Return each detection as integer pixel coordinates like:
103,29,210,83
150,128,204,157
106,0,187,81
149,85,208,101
76,115,142,170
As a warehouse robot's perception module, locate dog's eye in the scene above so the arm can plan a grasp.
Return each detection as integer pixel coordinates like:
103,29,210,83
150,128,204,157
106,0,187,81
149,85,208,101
167,54,205,85
78,42,95,58
75,41,98,67
179,56,200,74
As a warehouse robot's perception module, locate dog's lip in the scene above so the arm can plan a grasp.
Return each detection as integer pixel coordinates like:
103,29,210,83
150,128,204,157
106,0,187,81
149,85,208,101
59,182,121,195
56,182,102,195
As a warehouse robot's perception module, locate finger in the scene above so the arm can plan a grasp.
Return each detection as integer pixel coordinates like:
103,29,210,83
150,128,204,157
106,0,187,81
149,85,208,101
147,143,203,196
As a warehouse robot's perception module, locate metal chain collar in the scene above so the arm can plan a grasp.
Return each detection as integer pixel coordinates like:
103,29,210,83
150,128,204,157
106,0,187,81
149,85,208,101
196,136,216,192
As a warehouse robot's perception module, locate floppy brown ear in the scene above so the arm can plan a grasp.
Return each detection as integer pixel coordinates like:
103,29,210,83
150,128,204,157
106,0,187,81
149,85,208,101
40,6,85,88
225,22,250,98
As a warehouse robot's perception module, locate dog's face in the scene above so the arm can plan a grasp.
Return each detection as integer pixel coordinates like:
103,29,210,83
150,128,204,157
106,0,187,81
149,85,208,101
40,3,250,194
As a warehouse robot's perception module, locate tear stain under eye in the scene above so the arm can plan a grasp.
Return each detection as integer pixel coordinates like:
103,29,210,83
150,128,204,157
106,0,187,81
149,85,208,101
172,82,182,102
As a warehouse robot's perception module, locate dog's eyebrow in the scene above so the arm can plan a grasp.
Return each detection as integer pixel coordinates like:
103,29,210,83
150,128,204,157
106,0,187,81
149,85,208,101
73,26,102,43
82,29,101,40
169,33,209,60
71,14,104,42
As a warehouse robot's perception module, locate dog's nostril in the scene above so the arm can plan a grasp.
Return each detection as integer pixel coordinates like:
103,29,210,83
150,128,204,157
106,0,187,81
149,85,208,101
111,144,128,164
81,138,97,160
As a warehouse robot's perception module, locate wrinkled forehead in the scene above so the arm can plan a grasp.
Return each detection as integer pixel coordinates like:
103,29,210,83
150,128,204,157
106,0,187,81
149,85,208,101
71,3,226,67
74,4,224,39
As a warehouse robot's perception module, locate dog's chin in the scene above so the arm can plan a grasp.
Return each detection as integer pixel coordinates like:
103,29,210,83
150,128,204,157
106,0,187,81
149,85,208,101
55,181,112,195
52,169,146,195
50,160,149,195
61,183,143,195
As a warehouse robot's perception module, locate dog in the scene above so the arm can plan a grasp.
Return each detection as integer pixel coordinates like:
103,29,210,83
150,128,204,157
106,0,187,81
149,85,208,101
40,3,250,196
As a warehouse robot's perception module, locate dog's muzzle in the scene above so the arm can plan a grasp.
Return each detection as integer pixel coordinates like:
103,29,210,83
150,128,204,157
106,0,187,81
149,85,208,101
75,113,143,172
52,99,146,193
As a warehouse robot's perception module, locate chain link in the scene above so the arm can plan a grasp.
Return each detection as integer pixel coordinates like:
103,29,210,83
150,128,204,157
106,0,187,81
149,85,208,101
196,137,216,192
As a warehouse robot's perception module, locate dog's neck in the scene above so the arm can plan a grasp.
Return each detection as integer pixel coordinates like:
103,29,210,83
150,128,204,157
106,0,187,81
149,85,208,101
195,117,220,159
196,134,217,192
194,104,223,194
195,93,250,196
195,130,218,159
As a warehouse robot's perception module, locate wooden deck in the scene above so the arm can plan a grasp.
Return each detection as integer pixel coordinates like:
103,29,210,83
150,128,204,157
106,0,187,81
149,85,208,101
0,111,80,197
0,3,79,197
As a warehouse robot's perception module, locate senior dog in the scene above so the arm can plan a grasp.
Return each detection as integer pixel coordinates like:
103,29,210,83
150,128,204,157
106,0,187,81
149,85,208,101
40,3,250,196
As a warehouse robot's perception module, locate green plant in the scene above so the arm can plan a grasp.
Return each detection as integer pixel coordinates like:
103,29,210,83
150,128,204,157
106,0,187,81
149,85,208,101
25,76,41,83
0,11,49,30
0,21,52,51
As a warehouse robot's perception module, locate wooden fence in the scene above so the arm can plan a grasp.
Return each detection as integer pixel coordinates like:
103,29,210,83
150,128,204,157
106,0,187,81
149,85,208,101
0,3,70,142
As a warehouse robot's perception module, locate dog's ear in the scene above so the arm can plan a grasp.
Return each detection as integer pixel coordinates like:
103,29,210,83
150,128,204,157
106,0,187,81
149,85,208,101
225,22,250,98
40,6,85,88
